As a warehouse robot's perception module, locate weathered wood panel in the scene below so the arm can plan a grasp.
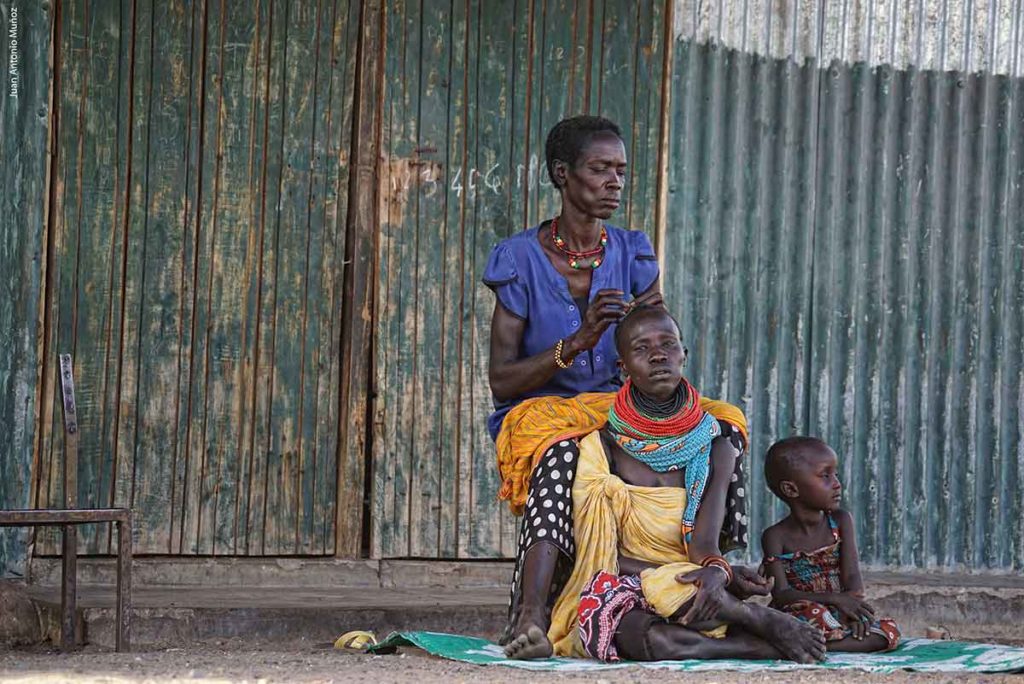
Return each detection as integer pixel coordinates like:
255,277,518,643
0,0,53,577
33,0,361,556
373,0,670,558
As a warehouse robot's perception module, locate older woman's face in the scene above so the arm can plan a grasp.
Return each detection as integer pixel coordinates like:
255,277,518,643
562,134,627,220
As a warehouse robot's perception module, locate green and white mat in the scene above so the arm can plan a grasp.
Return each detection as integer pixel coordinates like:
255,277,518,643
369,631,1024,674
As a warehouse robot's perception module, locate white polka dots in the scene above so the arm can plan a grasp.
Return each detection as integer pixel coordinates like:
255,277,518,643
510,439,579,625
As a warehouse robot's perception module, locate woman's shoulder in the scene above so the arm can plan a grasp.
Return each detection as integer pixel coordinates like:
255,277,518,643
488,226,543,263
483,227,543,287
605,224,655,256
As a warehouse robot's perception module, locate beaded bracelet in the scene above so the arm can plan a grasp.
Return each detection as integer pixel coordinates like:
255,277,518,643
700,555,734,584
554,338,573,369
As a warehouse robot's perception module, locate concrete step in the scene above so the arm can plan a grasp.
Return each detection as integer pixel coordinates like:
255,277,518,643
16,563,1024,650
22,585,509,650
27,557,516,590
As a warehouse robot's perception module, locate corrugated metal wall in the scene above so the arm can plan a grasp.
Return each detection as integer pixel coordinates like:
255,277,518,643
666,0,1024,570
372,0,670,558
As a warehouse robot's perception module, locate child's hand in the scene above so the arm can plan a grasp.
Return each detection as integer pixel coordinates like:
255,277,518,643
846,613,869,640
728,565,773,599
831,592,876,627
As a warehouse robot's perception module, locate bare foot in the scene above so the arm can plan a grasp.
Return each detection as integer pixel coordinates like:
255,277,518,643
503,624,554,660
748,605,827,664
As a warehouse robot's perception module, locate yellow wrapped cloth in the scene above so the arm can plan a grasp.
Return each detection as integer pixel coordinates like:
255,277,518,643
496,393,748,516
548,432,727,657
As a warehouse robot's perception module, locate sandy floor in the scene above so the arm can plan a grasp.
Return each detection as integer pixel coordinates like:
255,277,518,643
1,641,1022,684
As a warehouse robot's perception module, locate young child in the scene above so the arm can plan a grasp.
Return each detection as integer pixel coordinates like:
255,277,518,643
761,436,900,652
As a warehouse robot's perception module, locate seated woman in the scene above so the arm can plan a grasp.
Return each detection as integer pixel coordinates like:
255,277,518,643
485,115,751,659
503,305,827,663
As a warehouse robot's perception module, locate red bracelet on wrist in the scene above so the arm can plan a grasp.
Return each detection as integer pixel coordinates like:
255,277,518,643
700,555,734,584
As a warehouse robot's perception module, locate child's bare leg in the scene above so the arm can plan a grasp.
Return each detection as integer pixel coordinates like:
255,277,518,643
827,633,889,653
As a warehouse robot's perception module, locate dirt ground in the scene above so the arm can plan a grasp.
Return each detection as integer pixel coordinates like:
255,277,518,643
1,640,1022,684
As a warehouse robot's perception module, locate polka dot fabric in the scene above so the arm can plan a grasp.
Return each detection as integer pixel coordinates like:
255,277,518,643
501,439,579,644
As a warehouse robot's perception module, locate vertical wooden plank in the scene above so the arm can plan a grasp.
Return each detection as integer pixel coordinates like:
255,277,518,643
111,0,151,556
199,0,264,555
100,0,137,554
337,0,384,557
131,0,197,553
372,0,406,558
407,0,449,559
238,0,274,555
293,0,340,554
179,0,220,556
250,0,287,555
36,0,83,555
0,0,52,575
532,0,573,224
436,0,469,558
298,0,353,555
262,0,321,555
68,0,130,552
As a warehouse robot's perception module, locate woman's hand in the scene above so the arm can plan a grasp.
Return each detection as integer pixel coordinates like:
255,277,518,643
675,566,729,625
728,565,773,599
567,289,628,353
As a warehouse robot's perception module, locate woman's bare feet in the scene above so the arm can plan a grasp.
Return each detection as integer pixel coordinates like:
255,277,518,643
747,604,827,663
503,624,553,659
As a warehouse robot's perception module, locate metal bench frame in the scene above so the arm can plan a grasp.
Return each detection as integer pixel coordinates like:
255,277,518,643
0,354,132,651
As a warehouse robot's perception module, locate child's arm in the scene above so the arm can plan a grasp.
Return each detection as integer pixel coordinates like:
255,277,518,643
762,525,858,610
835,509,865,595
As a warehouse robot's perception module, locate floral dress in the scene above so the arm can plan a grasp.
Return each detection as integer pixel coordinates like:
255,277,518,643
764,514,900,650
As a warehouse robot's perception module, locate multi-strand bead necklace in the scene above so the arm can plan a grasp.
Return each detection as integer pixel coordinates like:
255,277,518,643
551,216,607,269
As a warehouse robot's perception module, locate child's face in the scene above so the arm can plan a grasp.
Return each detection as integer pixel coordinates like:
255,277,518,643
618,312,687,401
789,447,842,511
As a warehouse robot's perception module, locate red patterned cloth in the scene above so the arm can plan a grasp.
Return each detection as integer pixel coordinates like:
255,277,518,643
578,571,650,662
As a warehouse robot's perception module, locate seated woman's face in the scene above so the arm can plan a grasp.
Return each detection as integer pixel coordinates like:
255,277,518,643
563,134,628,220
619,312,686,401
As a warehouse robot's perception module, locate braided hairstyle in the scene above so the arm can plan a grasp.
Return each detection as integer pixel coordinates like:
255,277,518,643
545,115,623,188
613,304,681,357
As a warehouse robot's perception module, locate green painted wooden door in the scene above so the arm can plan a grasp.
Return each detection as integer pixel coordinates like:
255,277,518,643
34,0,361,556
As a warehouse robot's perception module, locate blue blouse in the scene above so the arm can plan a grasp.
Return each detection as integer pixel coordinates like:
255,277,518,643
483,223,659,441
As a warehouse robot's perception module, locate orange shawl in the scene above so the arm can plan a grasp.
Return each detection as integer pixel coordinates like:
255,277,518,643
496,392,748,515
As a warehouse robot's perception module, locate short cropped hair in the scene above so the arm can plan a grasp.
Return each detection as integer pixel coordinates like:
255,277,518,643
545,116,623,188
764,436,829,499
613,304,680,357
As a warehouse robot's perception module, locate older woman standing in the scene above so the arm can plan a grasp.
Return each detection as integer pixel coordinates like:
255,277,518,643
485,116,751,659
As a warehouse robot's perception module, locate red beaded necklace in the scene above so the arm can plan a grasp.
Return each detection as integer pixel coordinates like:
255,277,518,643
551,216,607,270
609,378,705,439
